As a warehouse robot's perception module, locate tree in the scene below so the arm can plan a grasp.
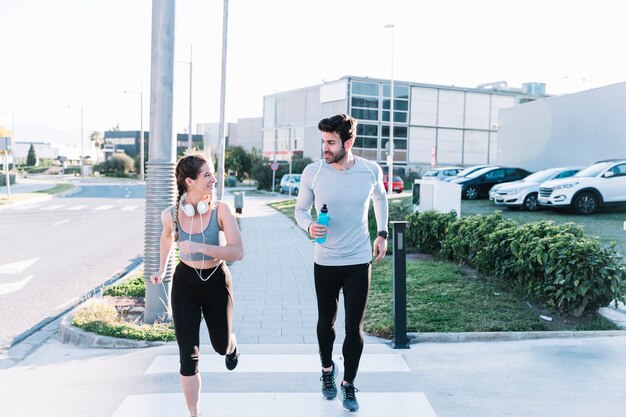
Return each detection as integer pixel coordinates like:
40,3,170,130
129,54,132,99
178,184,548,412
26,143,37,166
89,131,104,164
225,146,252,181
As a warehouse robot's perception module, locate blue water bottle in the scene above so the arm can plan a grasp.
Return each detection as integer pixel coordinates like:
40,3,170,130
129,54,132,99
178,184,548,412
315,204,329,244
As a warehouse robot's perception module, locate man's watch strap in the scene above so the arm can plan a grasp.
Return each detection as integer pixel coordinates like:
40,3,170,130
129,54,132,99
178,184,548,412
377,230,388,239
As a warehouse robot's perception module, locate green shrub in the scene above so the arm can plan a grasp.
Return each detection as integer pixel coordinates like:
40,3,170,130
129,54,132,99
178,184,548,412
103,275,146,297
405,210,457,253
440,212,516,264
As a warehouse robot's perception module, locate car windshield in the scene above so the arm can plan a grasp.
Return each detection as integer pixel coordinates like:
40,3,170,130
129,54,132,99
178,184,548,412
523,169,560,182
465,167,495,179
423,170,438,177
293,176,300,182
574,162,612,178
456,166,491,178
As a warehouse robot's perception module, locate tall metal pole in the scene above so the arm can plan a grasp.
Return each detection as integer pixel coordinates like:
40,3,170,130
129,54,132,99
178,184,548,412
187,44,193,152
125,88,145,182
140,88,144,182
80,104,84,178
385,24,395,195
11,113,15,171
144,0,177,324
216,0,229,200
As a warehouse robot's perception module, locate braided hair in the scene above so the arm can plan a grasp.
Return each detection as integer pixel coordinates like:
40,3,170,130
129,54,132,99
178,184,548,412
173,153,212,241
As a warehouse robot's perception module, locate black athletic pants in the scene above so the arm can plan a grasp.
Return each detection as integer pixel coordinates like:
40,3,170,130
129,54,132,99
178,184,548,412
171,261,233,376
314,262,371,384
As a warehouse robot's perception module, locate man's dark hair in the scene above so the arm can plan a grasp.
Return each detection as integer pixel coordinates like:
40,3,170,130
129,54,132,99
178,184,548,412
318,114,357,144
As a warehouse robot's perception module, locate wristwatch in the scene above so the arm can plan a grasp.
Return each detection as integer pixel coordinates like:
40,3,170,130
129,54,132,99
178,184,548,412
377,230,388,239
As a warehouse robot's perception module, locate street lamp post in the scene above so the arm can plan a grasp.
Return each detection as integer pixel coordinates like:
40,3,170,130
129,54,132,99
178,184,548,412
178,45,193,153
68,104,85,179
384,23,395,195
217,0,229,200
124,88,145,182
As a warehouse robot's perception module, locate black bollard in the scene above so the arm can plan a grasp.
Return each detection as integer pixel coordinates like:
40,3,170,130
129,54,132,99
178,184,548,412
391,221,410,349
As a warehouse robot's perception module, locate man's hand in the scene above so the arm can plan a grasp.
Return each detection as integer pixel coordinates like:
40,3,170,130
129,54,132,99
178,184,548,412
372,236,388,262
308,222,328,240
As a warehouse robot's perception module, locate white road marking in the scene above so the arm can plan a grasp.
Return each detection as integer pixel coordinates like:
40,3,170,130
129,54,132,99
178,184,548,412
14,204,41,210
41,204,66,211
0,275,34,296
121,206,138,211
68,204,89,211
93,205,114,211
112,392,438,417
52,219,70,226
145,353,410,374
0,258,39,275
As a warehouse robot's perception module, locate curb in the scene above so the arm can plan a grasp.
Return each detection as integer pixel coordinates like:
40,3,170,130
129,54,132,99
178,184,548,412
58,310,170,349
407,329,626,344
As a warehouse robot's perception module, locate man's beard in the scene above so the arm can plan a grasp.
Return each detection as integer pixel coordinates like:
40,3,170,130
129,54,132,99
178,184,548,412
324,145,346,164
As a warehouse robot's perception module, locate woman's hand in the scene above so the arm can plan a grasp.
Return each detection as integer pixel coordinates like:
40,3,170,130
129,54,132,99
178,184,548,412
150,270,164,285
178,240,202,255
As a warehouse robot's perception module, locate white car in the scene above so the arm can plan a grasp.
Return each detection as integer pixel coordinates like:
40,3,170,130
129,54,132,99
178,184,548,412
421,166,464,181
489,167,580,211
538,159,626,214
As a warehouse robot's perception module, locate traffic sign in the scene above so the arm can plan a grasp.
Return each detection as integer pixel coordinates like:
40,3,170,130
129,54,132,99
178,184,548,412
270,162,279,171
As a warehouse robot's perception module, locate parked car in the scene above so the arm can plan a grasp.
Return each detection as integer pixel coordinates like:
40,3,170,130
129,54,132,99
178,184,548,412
538,159,626,214
279,174,301,195
383,175,404,193
449,166,531,200
442,165,495,182
489,166,580,211
421,166,464,181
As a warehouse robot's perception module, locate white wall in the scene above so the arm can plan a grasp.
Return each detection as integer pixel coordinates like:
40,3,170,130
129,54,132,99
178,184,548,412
497,82,626,171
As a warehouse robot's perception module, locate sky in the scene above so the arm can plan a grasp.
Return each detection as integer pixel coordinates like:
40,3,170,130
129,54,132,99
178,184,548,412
1,0,625,144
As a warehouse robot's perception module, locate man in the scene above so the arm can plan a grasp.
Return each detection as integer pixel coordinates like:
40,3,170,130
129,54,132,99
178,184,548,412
295,113,389,412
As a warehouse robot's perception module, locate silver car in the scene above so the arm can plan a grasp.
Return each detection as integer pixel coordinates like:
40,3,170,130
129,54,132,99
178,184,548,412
489,167,580,211
279,174,301,195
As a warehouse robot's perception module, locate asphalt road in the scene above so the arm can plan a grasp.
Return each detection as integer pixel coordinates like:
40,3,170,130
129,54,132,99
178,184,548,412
0,183,145,351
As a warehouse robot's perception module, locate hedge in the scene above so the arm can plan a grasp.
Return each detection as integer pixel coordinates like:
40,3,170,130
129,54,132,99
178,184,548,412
406,210,626,317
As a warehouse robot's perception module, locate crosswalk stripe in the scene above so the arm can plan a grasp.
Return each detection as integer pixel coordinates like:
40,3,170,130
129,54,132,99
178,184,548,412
93,205,115,211
145,353,410,374
41,204,66,210
111,392,438,417
121,206,139,211
68,205,89,211
14,204,41,210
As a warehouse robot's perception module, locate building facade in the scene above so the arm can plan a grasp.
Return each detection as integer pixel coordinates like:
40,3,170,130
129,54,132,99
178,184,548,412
496,82,626,171
103,130,203,161
197,117,263,155
262,76,547,174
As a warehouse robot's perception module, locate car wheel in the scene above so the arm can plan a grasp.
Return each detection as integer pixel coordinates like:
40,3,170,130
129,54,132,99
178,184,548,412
573,192,598,215
463,186,479,200
279,186,285,194
293,188,299,196
523,193,540,211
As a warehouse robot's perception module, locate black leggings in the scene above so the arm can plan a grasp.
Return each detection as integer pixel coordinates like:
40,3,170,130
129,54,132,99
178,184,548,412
314,262,371,384
171,261,234,376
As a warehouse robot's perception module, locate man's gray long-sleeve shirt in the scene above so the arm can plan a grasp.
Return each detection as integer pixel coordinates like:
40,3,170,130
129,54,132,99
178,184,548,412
294,156,389,266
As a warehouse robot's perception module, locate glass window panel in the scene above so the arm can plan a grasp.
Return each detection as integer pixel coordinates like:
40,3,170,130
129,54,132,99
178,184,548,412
352,97,379,109
383,84,409,99
357,124,378,136
382,111,407,123
352,81,379,96
381,138,407,151
352,109,378,120
382,99,409,111
354,137,378,148
381,126,407,138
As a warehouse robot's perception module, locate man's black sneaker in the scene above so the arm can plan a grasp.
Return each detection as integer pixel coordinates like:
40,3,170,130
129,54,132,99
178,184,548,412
341,382,359,412
320,360,338,400
225,346,239,370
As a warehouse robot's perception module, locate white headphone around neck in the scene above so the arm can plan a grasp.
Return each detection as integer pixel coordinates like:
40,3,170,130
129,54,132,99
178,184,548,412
181,193,210,217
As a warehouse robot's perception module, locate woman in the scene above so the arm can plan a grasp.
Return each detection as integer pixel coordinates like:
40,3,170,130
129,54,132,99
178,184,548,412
150,153,243,417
